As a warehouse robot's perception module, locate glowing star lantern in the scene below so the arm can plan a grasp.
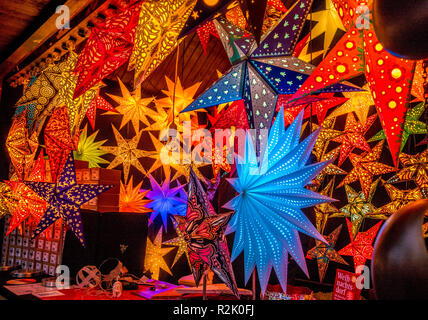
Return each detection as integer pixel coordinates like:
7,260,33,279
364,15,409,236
332,112,377,166
73,2,142,98
311,118,343,161
337,140,396,200
375,184,423,216
163,218,191,268
44,106,75,183
104,78,155,132
363,29,415,167
144,227,174,280
313,179,340,234
119,176,151,213
411,60,425,102
145,174,187,231
386,150,428,190
369,102,426,153
58,52,102,134
299,0,346,59
73,125,109,168
332,179,386,239
306,224,348,282
86,94,117,130
6,110,31,180
24,152,112,245
129,0,197,87
338,219,382,272
0,182,15,219
312,146,347,188
208,100,249,133
225,4,247,30
175,168,239,297
326,85,375,124
100,125,149,183
224,108,335,294
197,21,220,55
331,0,372,31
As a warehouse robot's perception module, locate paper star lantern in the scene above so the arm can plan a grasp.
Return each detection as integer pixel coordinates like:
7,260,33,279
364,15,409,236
312,147,347,188
86,94,117,130
211,145,232,178
104,78,155,132
411,60,425,102
332,112,377,166
24,152,112,245
225,4,247,30
331,0,372,31
44,106,75,183
386,150,428,190
196,20,220,54
163,218,191,268
73,125,109,168
208,100,249,133
311,118,343,161
363,29,415,166
176,168,238,297
144,227,174,280
369,102,427,153
375,184,424,216
100,125,149,183
337,140,396,199
224,108,334,294
129,0,197,87
119,176,151,213
313,179,340,234
306,224,348,282
145,174,187,230
338,219,382,271
326,85,374,123
299,0,346,59
0,182,17,220
73,2,142,98
332,179,386,239
203,173,221,201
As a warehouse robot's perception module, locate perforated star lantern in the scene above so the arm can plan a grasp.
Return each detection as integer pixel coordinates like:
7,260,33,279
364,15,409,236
337,140,396,199
338,219,382,271
0,182,17,220
73,2,142,98
129,0,197,87
144,227,174,280
313,179,340,233
163,218,191,268
197,20,220,54
86,94,117,130
306,224,348,282
104,78,155,132
411,60,425,102
224,108,335,294
24,152,112,245
331,0,372,31
145,174,187,230
375,184,423,216
312,146,347,188
176,168,239,297
119,176,151,213
332,179,386,239
386,150,428,190
100,125,149,183
73,125,109,168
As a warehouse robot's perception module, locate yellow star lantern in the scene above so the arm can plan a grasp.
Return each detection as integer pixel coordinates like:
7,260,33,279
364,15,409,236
144,227,174,280
100,125,150,183
104,78,155,132
376,183,423,215
386,150,428,190
313,179,340,233
163,218,190,268
0,182,17,219
326,84,375,123
119,176,152,213
129,0,197,87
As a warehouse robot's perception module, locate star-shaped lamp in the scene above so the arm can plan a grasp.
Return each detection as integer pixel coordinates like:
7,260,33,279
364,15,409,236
24,152,112,245
144,227,174,280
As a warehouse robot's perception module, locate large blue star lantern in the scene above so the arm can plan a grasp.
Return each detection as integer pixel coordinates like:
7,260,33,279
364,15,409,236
145,174,187,231
224,108,335,294
181,0,361,133
24,152,113,246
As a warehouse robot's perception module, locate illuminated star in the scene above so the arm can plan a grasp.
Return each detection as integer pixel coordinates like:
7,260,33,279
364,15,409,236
313,179,340,234
312,118,343,161
163,219,190,268
332,178,387,239
119,176,152,213
105,78,155,132
306,224,348,282
312,146,347,188
100,125,150,183
337,140,396,199
375,183,423,216
144,227,174,280
73,125,109,168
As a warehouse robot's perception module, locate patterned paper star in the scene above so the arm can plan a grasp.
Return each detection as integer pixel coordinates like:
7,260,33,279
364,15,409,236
100,125,149,183
338,219,382,271
375,184,424,216
411,60,425,102
337,140,396,199
85,94,117,130
313,179,340,233
119,176,152,213
386,150,428,190
105,78,155,132
144,227,174,280
0,182,18,220
312,147,347,188
312,118,343,161
163,219,190,268
332,112,377,166
24,152,112,245
196,20,219,54
73,125,109,168
306,224,348,282
331,179,387,239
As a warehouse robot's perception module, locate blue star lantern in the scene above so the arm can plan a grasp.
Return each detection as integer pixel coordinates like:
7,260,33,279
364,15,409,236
224,108,335,294
24,152,113,246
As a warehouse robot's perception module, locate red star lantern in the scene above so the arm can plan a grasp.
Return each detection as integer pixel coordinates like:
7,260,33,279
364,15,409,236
208,100,249,133
338,218,382,271
196,21,220,55
331,0,372,31
86,94,117,130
